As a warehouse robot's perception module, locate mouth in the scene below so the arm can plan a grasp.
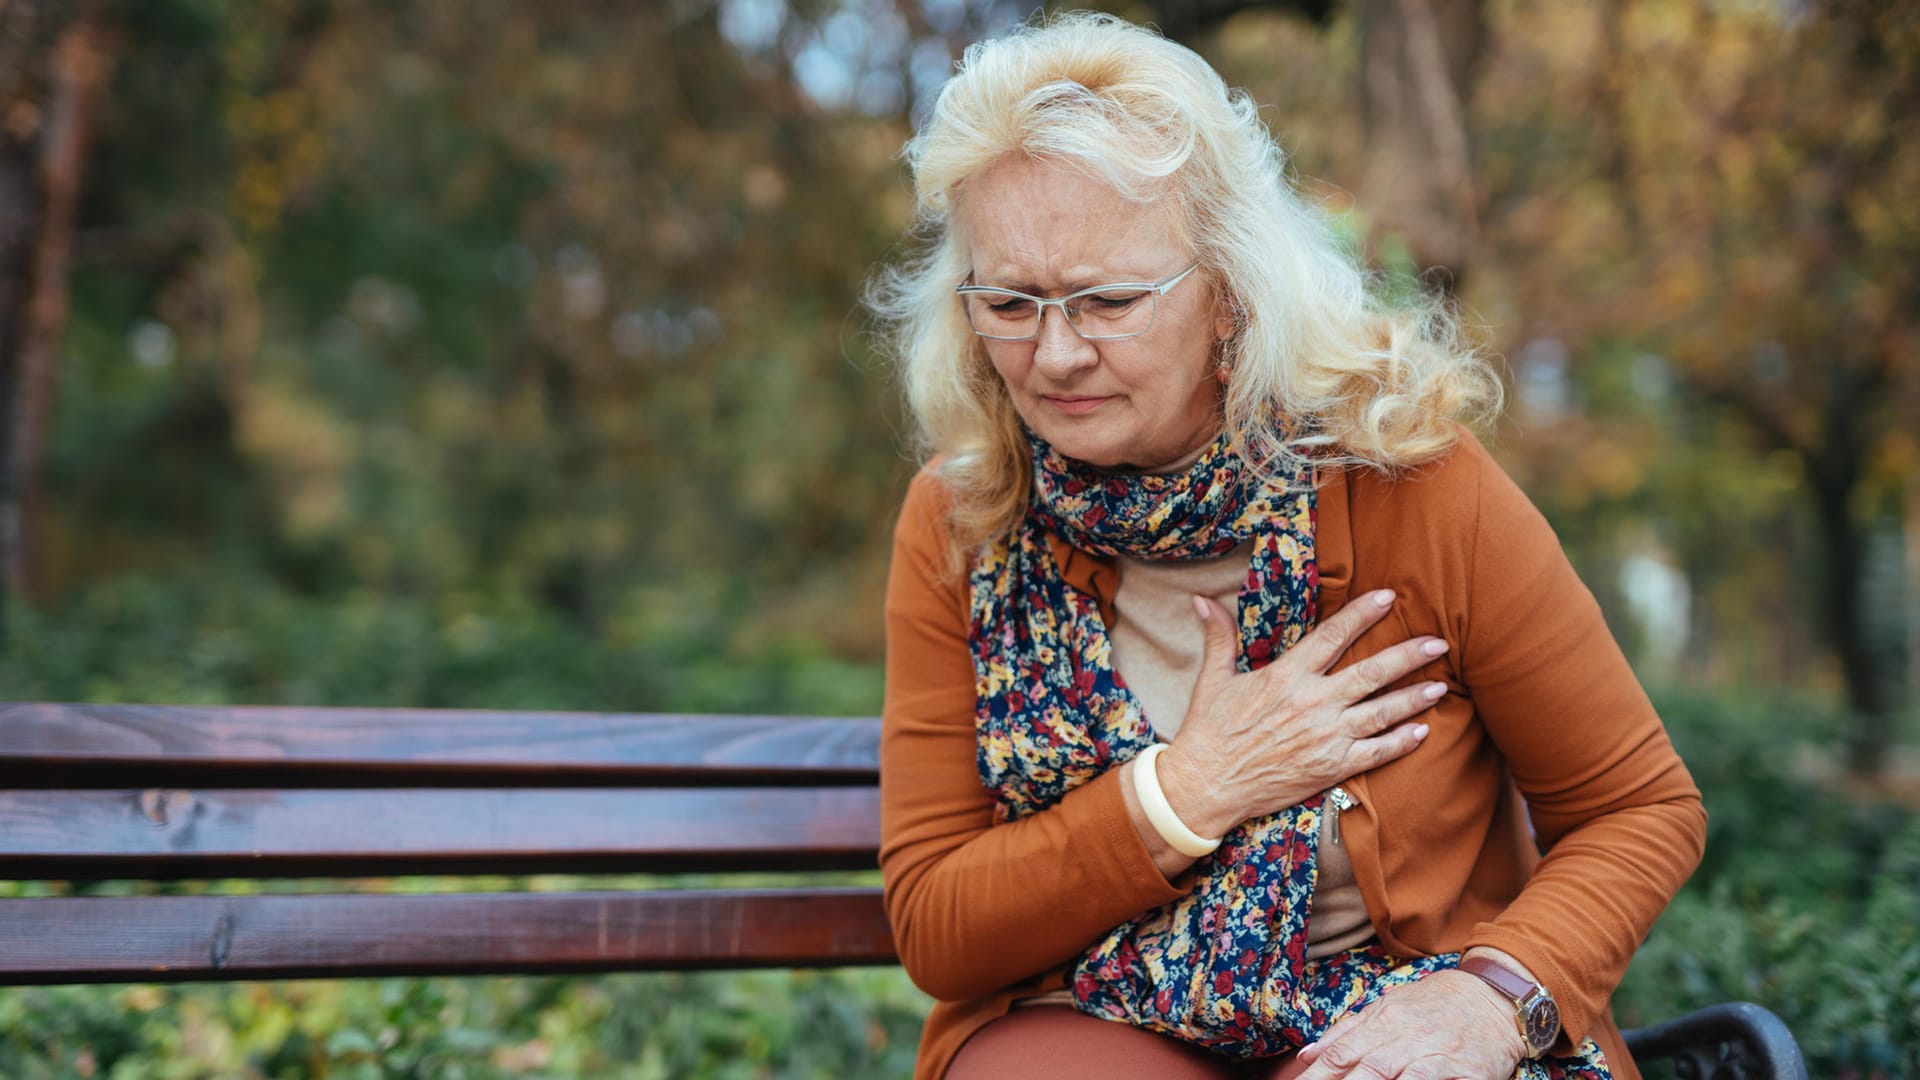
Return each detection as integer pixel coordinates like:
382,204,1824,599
1042,394,1115,416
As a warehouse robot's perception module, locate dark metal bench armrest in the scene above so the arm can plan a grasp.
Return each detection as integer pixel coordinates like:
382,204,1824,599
1622,1002,1807,1080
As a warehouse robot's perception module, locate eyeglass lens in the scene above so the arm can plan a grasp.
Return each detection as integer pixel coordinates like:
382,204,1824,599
963,288,1158,340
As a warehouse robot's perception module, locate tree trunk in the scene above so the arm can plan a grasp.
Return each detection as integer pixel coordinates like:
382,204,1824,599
1806,448,1894,776
1908,475,1920,713
1358,0,1484,284
0,15,111,609
1154,0,1337,39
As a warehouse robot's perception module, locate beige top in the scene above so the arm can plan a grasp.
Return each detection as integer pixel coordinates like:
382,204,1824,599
1107,542,1375,960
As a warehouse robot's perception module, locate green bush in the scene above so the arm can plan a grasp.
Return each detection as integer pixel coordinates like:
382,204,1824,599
1615,695,1920,1078
0,575,881,716
0,971,929,1079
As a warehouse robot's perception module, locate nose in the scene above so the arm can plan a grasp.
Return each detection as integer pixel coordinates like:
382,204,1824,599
1030,305,1099,378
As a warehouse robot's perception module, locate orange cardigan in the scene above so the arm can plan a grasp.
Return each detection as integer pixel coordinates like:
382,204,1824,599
879,431,1707,1080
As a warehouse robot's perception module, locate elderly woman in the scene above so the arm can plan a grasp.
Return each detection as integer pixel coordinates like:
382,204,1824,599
872,13,1704,1080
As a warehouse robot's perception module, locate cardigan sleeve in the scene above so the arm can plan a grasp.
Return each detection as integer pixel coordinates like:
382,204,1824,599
877,468,1188,1002
1452,439,1708,1051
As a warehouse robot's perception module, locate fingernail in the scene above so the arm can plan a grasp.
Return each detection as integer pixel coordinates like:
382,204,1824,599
1192,595,1211,621
1421,639,1448,656
1372,589,1394,608
1412,723,1430,739
1423,682,1446,700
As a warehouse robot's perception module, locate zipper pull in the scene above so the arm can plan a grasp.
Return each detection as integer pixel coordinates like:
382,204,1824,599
1326,786,1358,846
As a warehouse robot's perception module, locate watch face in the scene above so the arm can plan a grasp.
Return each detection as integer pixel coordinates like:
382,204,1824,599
1523,997,1561,1053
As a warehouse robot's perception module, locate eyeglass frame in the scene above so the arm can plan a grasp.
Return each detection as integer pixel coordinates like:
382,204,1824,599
955,260,1204,341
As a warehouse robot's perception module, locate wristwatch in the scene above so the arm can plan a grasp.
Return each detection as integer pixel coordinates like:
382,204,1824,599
1458,955,1560,1059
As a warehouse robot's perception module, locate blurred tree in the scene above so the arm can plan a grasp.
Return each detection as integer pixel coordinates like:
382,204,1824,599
1532,0,1918,773
1214,0,1917,765
6,0,1913,765
1155,0,1487,284
1156,0,1336,35
32,0,936,666
1355,0,1483,282
0,3,113,613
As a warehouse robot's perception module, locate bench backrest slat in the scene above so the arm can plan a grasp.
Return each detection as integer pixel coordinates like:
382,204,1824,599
1,703,899,982
0,704,880,787
0,787,881,878
0,888,895,985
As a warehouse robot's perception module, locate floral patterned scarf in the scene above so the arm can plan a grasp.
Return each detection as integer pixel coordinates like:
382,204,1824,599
967,428,1610,1077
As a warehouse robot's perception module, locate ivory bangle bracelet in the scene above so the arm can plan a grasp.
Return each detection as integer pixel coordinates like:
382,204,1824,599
1131,743,1222,857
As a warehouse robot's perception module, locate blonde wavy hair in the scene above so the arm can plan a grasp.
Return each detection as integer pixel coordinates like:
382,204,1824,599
869,11,1502,557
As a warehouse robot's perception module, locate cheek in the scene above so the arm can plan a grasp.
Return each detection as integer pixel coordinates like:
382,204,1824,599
983,345,1031,389
1125,330,1212,408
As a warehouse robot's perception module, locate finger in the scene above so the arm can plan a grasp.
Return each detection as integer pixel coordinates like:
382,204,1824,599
1189,594,1240,695
1297,1009,1368,1063
1344,722,1431,773
1297,1006,1390,1076
1286,589,1397,676
1298,1018,1405,1080
1329,636,1449,700
1295,1013,1362,1071
1340,680,1447,737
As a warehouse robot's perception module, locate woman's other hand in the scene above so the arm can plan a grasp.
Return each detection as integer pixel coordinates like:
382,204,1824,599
1155,589,1442,841
1289,966,1527,1080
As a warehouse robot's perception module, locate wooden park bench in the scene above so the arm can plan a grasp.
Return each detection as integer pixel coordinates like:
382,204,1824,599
1,702,1807,1079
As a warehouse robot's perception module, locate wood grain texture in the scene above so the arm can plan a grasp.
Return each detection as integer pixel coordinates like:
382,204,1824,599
0,888,897,984
0,787,882,877
0,703,880,787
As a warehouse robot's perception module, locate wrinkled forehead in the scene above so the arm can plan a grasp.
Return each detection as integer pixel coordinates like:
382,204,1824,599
952,154,1189,286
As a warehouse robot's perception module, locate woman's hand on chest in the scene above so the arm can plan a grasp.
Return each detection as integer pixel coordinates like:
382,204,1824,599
1155,589,1447,841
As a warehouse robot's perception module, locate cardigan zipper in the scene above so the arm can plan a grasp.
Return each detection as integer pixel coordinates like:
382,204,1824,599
1326,786,1358,845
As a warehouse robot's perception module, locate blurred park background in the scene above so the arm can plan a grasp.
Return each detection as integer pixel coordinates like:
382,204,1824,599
1,0,1916,1075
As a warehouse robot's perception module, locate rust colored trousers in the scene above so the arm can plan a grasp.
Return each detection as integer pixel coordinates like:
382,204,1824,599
946,1006,1311,1080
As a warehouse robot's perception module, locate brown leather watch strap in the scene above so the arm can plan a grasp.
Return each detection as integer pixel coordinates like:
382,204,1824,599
1458,955,1537,1003
1458,955,1561,1058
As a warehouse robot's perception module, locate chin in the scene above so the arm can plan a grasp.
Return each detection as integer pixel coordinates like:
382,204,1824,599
1030,423,1130,469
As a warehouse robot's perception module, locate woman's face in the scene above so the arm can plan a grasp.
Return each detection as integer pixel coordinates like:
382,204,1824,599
957,155,1231,472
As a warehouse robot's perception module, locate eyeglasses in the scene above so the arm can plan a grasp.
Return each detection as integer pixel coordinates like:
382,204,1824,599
955,261,1203,341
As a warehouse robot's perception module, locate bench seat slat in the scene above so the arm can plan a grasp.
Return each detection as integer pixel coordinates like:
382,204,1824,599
0,889,898,985
0,704,880,787
0,788,881,877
